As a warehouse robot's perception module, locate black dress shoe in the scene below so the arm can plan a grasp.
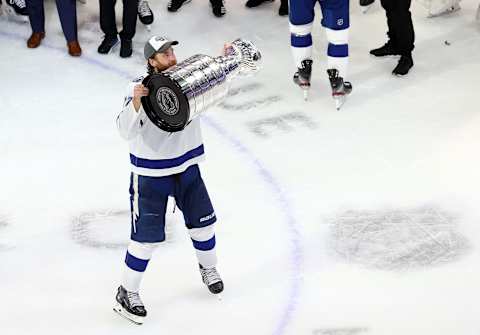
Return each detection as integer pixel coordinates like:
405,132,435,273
120,38,133,58
98,35,119,54
370,41,399,57
392,55,414,76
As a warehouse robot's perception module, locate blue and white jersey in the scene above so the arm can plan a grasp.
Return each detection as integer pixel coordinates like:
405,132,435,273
117,74,205,177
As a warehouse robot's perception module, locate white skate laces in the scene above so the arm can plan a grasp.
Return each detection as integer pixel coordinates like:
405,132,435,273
127,290,144,308
201,267,221,285
9,0,26,7
138,0,152,16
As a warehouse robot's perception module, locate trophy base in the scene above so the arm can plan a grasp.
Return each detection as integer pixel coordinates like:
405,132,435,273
141,73,191,132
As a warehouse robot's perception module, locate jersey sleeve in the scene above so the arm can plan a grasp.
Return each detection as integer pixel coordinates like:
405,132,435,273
116,76,148,140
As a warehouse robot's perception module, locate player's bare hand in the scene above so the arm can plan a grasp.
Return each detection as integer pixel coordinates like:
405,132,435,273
133,84,149,99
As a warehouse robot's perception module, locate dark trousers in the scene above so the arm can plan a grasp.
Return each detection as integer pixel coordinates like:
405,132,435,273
27,0,77,42
99,0,138,40
380,0,415,55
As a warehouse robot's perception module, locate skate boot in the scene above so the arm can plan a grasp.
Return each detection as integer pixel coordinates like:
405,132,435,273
327,68,352,110
210,0,226,17
5,0,27,16
359,0,375,13
113,286,147,325
278,0,288,16
245,0,274,8
293,59,313,100
167,0,192,12
138,0,154,29
199,264,224,294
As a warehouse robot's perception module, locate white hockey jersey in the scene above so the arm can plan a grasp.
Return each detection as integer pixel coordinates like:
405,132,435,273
116,74,205,177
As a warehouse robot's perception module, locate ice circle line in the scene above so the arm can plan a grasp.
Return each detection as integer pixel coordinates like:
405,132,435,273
0,30,304,335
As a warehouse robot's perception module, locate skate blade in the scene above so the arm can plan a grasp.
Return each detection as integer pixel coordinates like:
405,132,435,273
303,89,309,101
144,24,152,32
113,302,145,325
333,96,346,110
361,4,373,13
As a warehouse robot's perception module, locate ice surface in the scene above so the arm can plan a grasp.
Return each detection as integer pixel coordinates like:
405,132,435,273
1,1,479,334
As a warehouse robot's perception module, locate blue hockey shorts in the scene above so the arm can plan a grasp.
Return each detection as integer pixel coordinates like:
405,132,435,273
128,164,217,243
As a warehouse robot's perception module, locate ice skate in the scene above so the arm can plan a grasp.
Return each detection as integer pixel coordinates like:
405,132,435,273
293,59,312,101
199,264,224,294
138,0,154,31
327,68,352,110
167,0,192,12
1,0,28,22
113,286,147,325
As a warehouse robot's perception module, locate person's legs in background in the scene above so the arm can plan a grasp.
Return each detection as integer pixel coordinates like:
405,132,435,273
55,0,82,56
119,0,138,58
26,0,45,48
98,0,120,54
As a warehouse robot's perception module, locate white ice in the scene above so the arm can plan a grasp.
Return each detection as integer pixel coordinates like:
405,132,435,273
0,1,479,335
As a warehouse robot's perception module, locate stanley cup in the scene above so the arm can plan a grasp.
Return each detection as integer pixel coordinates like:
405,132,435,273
141,38,262,132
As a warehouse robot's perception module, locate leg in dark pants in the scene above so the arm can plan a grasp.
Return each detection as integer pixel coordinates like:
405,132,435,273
380,0,414,55
100,0,118,39
27,0,45,33
120,0,138,41
56,0,78,42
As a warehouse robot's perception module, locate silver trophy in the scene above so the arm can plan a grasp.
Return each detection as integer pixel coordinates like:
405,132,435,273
141,38,262,132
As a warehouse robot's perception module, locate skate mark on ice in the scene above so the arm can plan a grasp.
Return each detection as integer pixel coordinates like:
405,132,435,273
0,215,13,251
328,206,471,271
248,112,317,138
71,210,130,249
313,327,369,335
0,31,304,335
219,83,282,112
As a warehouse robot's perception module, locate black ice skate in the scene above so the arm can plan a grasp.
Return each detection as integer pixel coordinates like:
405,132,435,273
327,68,352,110
245,0,274,8
113,286,147,325
167,0,192,12
293,59,313,101
359,0,375,13
278,0,288,16
210,0,226,17
138,0,154,29
4,0,27,16
199,264,224,294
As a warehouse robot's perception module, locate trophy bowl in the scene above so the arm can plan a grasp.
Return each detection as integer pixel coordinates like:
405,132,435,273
141,38,262,132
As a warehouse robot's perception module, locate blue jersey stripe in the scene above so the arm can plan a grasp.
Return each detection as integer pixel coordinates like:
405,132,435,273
130,144,204,169
125,251,150,272
291,34,312,48
191,235,216,251
327,43,349,57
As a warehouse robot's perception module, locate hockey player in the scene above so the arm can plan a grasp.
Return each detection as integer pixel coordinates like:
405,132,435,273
289,0,352,109
167,0,226,17
114,36,225,325
137,0,154,28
